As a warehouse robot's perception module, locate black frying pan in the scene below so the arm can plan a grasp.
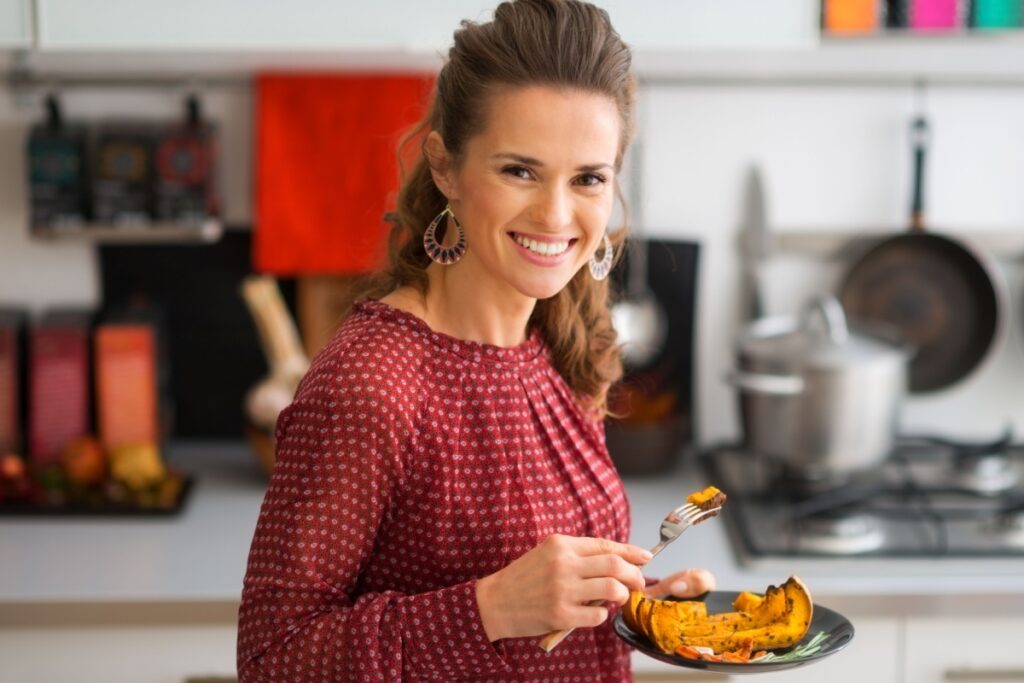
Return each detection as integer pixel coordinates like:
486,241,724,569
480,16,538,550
839,115,1006,394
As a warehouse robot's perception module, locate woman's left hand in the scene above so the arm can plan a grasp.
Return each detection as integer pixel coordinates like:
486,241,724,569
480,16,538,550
642,568,716,599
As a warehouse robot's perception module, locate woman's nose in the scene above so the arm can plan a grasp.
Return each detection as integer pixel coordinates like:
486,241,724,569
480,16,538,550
531,186,572,230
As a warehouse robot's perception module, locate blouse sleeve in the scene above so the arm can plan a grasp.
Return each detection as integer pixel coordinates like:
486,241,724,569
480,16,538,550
236,359,513,681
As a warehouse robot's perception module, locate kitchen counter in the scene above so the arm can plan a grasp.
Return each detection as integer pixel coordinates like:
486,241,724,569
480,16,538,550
4,442,1024,681
3,441,1024,620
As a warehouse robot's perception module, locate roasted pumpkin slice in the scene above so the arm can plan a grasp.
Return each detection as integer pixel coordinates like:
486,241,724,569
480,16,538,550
678,577,813,654
629,576,814,658
623,591,644,632
732,591,764,612
646,598,710,654
636,594,657,637
666,581,786,639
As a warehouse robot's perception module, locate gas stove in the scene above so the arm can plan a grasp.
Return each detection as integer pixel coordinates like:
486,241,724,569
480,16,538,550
702,431,1024,574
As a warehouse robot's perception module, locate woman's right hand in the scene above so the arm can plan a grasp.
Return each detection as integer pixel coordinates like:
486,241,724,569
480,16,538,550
474,534,652,641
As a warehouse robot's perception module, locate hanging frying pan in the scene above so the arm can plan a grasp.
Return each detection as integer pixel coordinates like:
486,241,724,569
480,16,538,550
839,114,1007,394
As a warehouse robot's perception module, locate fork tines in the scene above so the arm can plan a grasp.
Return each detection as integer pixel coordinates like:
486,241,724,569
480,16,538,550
681,503,723,525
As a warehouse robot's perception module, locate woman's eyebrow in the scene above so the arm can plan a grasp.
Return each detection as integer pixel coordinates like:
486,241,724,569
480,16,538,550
491,152,612,173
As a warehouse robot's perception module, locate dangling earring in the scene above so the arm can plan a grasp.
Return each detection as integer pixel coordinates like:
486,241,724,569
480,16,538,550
423,203,467,265
588,233,613,281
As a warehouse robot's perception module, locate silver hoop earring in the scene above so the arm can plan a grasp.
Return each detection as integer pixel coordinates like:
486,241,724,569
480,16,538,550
423,204,467,265
588,233,613,281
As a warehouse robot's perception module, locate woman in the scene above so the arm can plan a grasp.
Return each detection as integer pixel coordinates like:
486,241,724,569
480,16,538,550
237,1,713,680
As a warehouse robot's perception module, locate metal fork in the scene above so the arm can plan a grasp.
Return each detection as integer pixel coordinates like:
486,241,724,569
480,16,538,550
538,502,723,652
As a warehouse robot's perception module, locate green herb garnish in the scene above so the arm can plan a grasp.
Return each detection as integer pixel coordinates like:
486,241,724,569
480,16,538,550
754,631,829,663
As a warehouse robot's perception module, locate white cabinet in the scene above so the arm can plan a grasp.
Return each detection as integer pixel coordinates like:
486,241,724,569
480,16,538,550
632,617,901,683
601,0,819,51
904,617,1024,683
32,0,820,53
0,622,238,683
34,0,487,51
0,0,33,47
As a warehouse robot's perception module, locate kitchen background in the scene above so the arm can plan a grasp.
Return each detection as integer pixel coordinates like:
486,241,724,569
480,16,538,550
5,2,1024,447
3,1,1024,682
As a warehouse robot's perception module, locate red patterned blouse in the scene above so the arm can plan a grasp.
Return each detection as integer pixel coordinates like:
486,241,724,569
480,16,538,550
237,299,633,682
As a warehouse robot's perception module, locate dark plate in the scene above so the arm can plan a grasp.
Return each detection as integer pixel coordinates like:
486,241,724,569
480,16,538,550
614,590,855,674
0,474,194,517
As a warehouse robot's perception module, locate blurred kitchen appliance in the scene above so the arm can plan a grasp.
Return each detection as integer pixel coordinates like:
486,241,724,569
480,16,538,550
27,95,90,230
606,240,699,476
154,95,218,223
729,297,910,479
92,123,155,225
704,431,1024,570
28,311,92,465
0,310,27,454
94,322,160,450
840,114,1006,394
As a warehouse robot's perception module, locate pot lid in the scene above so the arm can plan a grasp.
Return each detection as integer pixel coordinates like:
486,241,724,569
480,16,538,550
740,296,909,368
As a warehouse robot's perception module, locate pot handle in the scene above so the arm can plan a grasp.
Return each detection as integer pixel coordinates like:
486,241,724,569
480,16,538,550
725,371,805,395
801,296,849,345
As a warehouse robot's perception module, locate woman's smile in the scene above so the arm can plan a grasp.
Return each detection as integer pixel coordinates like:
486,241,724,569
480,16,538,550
508,231,580,266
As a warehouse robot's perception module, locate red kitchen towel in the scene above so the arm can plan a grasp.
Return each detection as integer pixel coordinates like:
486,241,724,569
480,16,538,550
253,73,434,275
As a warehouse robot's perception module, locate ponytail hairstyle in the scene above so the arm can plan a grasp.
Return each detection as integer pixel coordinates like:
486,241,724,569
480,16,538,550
360,0,635,416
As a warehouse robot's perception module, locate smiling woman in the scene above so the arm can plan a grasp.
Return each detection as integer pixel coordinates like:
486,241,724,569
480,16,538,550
236,2,713,682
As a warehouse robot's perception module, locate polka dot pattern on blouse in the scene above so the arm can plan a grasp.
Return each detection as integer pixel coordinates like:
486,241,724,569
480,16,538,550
237,299,633,682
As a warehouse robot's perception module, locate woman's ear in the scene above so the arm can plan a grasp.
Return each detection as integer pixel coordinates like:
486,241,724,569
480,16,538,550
424,131,458,201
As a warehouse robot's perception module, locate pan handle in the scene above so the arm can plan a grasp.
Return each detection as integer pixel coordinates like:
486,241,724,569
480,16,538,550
725,371,805,395
910,115,929,233
801,295,849,346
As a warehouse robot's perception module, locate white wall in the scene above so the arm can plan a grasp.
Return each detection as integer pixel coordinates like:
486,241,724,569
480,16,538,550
2,72,1023,445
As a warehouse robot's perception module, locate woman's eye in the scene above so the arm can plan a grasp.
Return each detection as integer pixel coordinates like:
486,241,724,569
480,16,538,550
576,173,607,187
503,165,532,180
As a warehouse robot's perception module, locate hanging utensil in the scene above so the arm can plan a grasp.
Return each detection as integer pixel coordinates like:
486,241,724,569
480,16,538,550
738,164,772,322
839,100,1007,393
612,136,667,368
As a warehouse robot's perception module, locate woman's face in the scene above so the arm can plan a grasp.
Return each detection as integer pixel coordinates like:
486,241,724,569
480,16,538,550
432,85,621,301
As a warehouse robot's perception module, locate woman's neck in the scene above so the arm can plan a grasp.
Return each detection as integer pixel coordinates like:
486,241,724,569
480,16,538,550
383,261,535,348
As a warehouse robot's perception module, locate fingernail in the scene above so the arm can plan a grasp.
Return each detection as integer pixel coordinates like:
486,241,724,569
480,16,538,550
639,549,654,561
670,580,688,595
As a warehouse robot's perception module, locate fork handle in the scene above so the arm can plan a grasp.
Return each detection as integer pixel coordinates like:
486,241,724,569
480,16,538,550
538,599,605,652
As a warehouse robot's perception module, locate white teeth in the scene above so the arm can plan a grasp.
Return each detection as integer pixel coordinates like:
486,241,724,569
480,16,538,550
514,233,569,256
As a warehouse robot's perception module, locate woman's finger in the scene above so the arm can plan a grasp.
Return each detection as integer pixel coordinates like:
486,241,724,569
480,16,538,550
557,601,611,630
572,576,632,606
576,554,646,592
643,568,716,598
563,535,653,565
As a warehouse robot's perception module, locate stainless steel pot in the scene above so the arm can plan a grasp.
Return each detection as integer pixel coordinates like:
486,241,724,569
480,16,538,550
728,296,911,478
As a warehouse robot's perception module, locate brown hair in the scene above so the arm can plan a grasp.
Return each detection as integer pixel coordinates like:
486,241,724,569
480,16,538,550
361,0,635,416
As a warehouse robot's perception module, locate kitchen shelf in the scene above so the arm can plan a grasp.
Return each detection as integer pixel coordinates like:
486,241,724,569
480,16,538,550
31,218,224,244
773,229,1024,260
821,30,1024,44
636,29,1024,87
